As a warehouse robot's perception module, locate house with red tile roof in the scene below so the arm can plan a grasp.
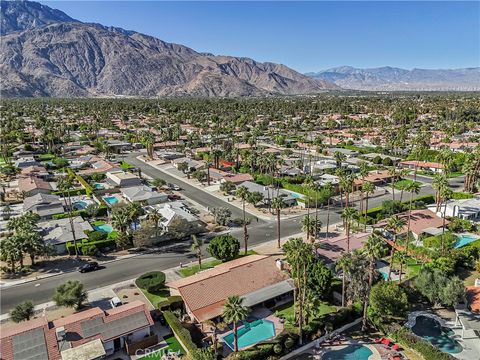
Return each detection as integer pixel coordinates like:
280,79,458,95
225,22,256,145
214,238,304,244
466,285,480,313
0,301,154,360
167,255,293,323
400,160,445,173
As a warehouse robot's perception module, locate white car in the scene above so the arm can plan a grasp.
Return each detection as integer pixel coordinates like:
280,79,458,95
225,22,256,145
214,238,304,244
109,297,123,308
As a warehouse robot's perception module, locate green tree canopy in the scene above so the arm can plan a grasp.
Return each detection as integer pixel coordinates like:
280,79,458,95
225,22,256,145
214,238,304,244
207,234,240,261
53,280,88,309
10,301,35,323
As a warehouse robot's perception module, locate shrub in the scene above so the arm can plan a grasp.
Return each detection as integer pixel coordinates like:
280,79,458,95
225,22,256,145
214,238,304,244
88,230,108,242
76,174,94,196
10,301,35,323
135,271,166,293
66,238,116,254
163,310,197,353
391,328,456,360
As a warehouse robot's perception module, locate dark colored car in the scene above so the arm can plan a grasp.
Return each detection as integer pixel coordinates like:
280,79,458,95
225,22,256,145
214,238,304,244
79,261,100,273
167,194,181,201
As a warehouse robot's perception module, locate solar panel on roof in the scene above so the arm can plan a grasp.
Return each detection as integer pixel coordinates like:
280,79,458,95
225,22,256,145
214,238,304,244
81,317,104,338
12,327,49,360
102,312,149,340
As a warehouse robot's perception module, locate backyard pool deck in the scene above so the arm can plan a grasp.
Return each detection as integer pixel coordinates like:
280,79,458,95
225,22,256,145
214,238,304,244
306,340,382,360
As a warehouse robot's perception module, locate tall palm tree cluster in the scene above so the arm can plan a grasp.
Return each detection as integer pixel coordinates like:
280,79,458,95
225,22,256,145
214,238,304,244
0,213,47,272
110,202,143,249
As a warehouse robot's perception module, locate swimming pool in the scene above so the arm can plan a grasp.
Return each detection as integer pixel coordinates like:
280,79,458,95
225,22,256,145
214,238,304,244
454,234,480,248
322,344,373,360
380,271,389,280
103,196,118,205
73,201,88,210
223,319,275,350
411,316,462,354
94,183,104,189
94,224,113,233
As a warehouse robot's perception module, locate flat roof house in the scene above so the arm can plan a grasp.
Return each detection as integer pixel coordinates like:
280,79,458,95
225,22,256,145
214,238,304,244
239,181,297,207
427,198,480,221
0,301,154,360
23,193,64,219
106,170,143,188
155,201,204,236
121,185,168,205
167,255,293,323
14,156,39,169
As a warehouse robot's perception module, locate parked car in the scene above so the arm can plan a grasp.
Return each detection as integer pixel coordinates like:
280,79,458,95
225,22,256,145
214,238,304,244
78,261,100,273
109,297,123,308
167,183,181,191
167,194,182,201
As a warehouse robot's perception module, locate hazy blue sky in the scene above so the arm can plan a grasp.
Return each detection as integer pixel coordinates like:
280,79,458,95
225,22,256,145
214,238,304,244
41,1,480,72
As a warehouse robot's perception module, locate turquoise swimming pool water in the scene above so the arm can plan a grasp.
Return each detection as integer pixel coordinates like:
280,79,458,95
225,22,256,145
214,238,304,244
380,271,389,280
94,224,113,233
412,316,462,354
73,201,88,210
454,234,480,248
223,320,275,350
104,196,118,205
94,183,104,189
322,344,373,360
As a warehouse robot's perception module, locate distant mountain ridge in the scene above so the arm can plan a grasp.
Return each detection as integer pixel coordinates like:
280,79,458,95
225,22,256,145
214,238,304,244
306,66,480,91
0,0,338,97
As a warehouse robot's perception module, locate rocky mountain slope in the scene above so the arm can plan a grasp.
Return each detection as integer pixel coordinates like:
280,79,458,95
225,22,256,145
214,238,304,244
0,1,338,97
306,66,480,91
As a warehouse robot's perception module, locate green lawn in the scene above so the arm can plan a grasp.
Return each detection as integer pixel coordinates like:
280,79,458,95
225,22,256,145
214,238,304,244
37,153,55,161
404,257,424,278
179,259,222,277
393,179,422,190
120,161,134,170
274,301,336,329
447,171,464,178
92,220,105,226
451,192,474,200
140,335,185,359
178,251,258,277
141,288,170,307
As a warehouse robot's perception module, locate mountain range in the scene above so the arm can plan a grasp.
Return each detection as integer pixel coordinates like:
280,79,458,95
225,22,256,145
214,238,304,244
306,66,480,91
0,0,337,97
1,1,478,97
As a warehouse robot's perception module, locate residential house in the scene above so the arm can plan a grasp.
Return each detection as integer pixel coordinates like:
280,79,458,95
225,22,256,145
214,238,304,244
167,255,294,323
362,153,401,164
155,201,204,236
23,193,64,219
374,209,448,240
106,170,143,188
316,232,371,266
77,156,119,175
0,301,154,360
239,181,297,207
39,216,93,254
325,147,359,158
400,160,445,174
171,157,205,172
18,176,53,197
14,156,39,169
207,168,253,185
427,198,480,221
121,185,168,205
20,165,49,179
353,170,396,191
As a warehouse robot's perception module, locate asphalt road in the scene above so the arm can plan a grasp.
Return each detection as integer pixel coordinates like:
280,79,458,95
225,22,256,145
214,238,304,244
1,155,459,312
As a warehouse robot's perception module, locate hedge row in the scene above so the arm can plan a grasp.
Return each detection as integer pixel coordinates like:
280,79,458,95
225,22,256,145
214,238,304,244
51,205,108,219
66,238,116,254
391,328,456,360
52,188,87,196
362,194,435,221
163,310,198,353
76,174,94,196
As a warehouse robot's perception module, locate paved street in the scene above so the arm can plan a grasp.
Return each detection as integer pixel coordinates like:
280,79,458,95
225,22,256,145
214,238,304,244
1,155,460,312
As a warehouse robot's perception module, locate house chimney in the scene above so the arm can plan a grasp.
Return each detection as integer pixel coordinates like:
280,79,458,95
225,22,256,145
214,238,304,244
56,327,66,341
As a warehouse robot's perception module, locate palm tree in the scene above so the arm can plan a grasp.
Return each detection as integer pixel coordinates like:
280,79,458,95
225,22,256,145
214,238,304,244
404,181,421,279
57,176,79,258
191,234,203,269
235,186,250,255
397,169,410,203
324,183,334,239
432,173,448,213
301,215,314,243
362,181,375,230
388,166,397,202
385,215,406,280
271,197,283,248
437,148,454,177
336,252,352,308
333,151,346,168
222,296,250,352
149,208,161,236
361,234,384,330
358,161,369,213
341,207,357,252
0,237,22,272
